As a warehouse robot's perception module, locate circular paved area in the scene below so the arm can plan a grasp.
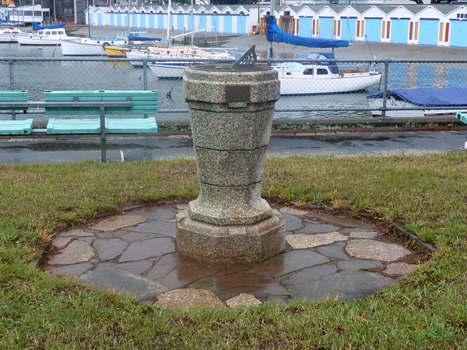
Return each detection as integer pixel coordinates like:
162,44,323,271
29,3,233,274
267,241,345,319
46,204,425,308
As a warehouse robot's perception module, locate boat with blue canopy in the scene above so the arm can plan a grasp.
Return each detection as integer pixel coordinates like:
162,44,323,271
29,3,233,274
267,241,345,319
265,15,382,95
368,87,467,117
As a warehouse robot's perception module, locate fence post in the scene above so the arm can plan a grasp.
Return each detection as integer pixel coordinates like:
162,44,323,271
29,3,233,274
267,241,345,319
99,106,107,163
381,61,390,118
8,60,16,120
143,60,148,119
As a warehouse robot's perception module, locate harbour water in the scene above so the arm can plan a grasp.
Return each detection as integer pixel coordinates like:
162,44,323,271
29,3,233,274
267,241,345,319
1,41,467,122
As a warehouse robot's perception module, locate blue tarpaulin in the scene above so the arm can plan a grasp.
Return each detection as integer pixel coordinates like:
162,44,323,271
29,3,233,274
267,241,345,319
32,22,66,31
367,87,467,107
266,16,349,49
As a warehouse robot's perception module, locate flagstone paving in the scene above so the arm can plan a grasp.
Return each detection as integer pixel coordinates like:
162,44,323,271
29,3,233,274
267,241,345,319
46,204,428,309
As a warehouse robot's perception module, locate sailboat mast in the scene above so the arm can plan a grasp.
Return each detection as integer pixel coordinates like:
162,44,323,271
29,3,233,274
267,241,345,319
190,0,194,46
127,5,130,34
268,0,275,59
87,0,91,38
166,0,171,45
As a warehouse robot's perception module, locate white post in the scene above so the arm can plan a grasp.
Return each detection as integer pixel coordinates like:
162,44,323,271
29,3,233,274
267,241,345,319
74,0,77,24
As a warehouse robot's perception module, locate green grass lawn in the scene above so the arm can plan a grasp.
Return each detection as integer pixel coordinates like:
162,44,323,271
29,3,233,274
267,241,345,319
0,153,466,349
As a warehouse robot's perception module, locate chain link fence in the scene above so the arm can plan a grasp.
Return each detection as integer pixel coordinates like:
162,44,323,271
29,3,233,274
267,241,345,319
1,57,466,121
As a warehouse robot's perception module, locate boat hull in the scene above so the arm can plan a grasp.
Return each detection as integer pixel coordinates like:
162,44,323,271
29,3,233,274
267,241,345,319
368,98,467,118
104,46,131,58
61,40,106,56
150,62,383,96
278,72,382,95
149,64,187,79
126,50,161,67
368,87,467,117
17,37,66,46
0,29,22,43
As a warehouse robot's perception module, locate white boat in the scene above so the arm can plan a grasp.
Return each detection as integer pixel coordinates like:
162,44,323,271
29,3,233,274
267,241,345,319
367,87,467,117
117,30,162,45
80,36,128,47
61,38,106,56
273,58,382,96
146,45,235,76
17,28,71,46
0,27,23,43
131,45,235,68
265,16,382,96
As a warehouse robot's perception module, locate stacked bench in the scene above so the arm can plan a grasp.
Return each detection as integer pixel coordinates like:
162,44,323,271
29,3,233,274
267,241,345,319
0,90,158,162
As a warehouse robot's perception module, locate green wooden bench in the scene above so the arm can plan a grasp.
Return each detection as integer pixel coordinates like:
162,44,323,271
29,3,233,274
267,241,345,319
0,119,34,135
0,90,159,162
456,112,467,125
0,90,29,122
44,90,158,162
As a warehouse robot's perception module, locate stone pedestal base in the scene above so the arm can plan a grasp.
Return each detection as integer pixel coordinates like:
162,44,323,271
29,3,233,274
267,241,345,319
176,209,285,264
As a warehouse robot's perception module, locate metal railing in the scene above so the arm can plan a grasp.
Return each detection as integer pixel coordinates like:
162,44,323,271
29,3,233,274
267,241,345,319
1,57,467,120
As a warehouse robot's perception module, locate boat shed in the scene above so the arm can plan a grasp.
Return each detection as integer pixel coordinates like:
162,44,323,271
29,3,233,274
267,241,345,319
386,6,414,44
444,5,467,48
413,6,445,46
338,6,364,41
361,6,386,43
296,6,316,38
315,6,338,40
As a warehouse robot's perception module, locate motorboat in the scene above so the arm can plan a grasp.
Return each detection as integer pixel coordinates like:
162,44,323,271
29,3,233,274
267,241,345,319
104,45,131,58
17,28,71,46
60,36,129,56
367,87,467,117
266,16,382,96
0,27,23,43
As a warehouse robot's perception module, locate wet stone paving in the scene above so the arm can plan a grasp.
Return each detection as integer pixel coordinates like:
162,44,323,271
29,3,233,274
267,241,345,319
46,204,421,309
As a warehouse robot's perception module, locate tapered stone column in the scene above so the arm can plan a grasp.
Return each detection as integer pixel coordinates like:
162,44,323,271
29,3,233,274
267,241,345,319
176,62,285,264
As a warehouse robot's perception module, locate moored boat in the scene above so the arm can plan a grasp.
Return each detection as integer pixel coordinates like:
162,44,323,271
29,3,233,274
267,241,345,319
146,45,236,76
266,16,382,96
0,27,23,43
60,38,106,56
61,36,129,56
17,28,71,46
80,36,128,47
273,56,382,96
117,30,162,45
367,87,467,117
104,45,131,58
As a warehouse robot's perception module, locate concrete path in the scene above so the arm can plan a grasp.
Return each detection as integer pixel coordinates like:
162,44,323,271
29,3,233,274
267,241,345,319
46,204,427,308
1,131,466,164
